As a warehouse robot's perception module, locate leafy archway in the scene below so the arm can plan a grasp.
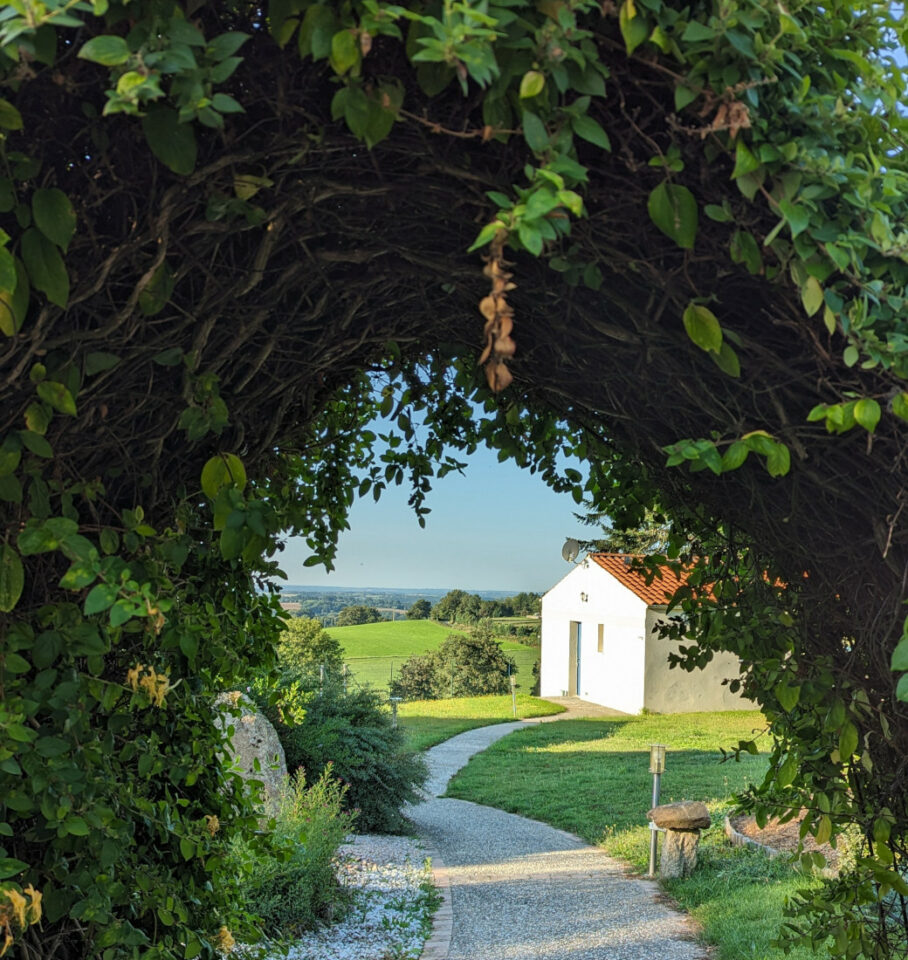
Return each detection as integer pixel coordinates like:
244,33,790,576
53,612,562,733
1,0,908,956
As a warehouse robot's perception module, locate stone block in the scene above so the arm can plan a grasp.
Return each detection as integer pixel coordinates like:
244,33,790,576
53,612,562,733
647,800,711,830
659,828,701,878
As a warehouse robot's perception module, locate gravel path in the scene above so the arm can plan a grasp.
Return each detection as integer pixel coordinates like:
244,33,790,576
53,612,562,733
409,705,707,960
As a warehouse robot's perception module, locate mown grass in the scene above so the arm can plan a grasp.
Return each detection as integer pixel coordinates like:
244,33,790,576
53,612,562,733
329,619,465,657
330,619,540,693
398,694,565,752
446,712,825,960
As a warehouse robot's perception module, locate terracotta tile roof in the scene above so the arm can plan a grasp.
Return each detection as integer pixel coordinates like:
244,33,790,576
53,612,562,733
588,553,690,606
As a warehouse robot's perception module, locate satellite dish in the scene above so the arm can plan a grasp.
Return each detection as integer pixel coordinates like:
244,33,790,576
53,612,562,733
562,538,580,563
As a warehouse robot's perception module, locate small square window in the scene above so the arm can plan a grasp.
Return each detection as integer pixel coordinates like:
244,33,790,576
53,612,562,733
597,623,604,652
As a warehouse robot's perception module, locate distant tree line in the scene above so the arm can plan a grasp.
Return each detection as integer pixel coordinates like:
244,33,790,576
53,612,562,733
406,589,541,623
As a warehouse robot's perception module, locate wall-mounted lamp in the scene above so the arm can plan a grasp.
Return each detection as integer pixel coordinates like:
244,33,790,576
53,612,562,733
580,592,589,603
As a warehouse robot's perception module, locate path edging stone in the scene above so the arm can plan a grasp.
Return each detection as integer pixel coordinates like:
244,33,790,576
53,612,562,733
420,841,452,960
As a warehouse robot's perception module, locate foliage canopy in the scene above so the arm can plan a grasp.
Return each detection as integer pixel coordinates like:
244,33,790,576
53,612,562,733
2,0,908,956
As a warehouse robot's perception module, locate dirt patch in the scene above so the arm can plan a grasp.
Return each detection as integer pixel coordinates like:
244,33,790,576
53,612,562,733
728,814,840,870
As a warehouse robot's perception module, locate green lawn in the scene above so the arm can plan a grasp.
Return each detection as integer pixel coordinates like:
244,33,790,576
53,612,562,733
446,712,825,960
330,619,540,693
329,619,465,657
398,694,565,751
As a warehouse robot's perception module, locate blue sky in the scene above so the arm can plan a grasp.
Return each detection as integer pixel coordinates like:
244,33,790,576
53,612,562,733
279,441,592,593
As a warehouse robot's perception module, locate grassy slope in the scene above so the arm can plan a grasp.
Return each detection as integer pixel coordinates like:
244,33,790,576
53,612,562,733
329,619,465,657
398,694,565,751
330,619,540,692
446,713,823,960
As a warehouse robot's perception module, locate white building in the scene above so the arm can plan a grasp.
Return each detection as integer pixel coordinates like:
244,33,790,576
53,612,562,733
539,554,751,714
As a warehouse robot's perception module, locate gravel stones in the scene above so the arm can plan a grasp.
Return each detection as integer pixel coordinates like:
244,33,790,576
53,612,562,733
267,834,434,960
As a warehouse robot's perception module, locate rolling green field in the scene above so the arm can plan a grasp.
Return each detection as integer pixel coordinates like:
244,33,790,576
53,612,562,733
329,619,540,693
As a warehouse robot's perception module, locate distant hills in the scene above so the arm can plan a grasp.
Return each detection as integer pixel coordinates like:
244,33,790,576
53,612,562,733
279,585,521,624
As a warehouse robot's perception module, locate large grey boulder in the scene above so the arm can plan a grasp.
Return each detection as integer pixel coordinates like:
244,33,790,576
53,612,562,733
215,692,288,810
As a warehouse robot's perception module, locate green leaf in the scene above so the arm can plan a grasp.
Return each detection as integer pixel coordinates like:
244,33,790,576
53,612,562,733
843,344,859,367
891,637,908,671
64,817,90,836
3,652,30,674
619,1,649,54
207,32,249,61
681,20,716,42
0,474,22,503
330,30,359,75
682,303,722,353
721,441,749,471
37,381,77,416
731,141,760,180
704,204,732,223
153,347,183,366
21,228,68,307
60,560,98,590
779,198,809,238
139,262,175,317
520,70,545,99
815,815,832,846
711,342,740,378
32,188,76,252
0,99,23,131
78,35,130,66
647,182,698,249
219,525,244,560
201,453,247,499
109,598,136,627
19,430,52,457
85,352,120,376
180,837,195,861
838,721,858,760
897,672,908,702
522,111,549,153
800,276,823,317
775,681,801,712
0,258,30,337
895,394,908,423
571,114,611,150
854,398,881,433
777,752,797,787
468,221,505,253
0,543,24,612
765,441,790,478
84,582,118,615
25,402,50,435
35,736,70,757
0,858,28,879
142,108,197,176
298,3,337,60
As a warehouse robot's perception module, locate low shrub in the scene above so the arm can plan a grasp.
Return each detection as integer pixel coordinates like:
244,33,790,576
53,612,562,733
390,629,516,700
229,768,355,939
273,683,428,833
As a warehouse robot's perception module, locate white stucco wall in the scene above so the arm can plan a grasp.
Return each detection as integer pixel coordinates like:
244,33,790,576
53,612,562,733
540,559,648,714
642,608,753,713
